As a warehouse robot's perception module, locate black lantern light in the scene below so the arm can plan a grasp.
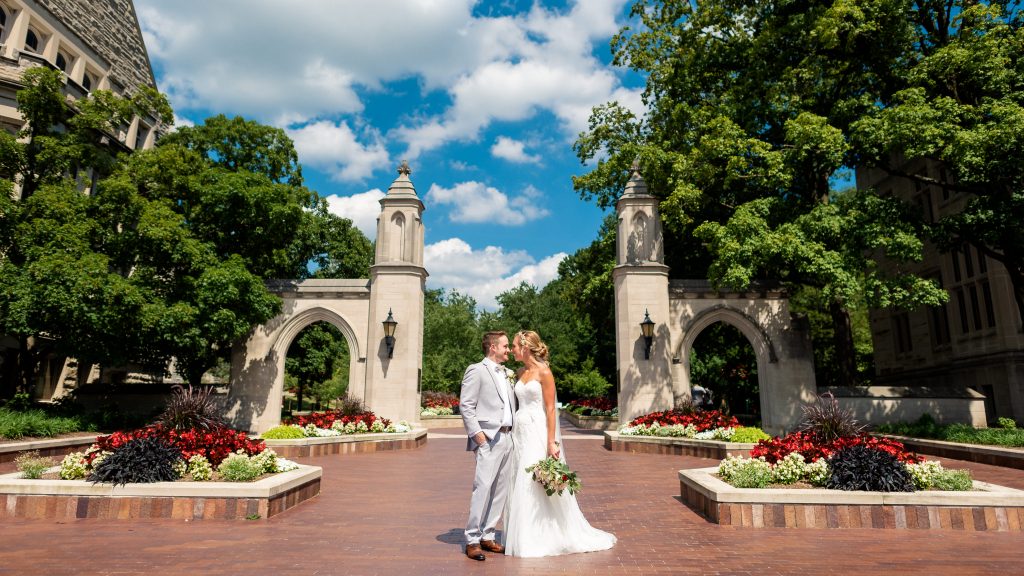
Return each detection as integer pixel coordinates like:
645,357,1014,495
382,308,398,358
640,309,655,359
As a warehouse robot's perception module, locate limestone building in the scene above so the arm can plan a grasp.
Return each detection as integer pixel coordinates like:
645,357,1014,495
0,0,161,395
0,0,158,155
857,157,1024,424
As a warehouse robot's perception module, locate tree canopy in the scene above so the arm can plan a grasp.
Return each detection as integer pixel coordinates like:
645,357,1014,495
574,0,1022,383
0,68,373,395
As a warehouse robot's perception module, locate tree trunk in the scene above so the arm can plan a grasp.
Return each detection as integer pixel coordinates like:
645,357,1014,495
830,301,857,387
296,380,305,413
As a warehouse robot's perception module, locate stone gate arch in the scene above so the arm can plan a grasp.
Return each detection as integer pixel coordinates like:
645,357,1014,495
668,285,816,434
613,162,816,434
224,162,426,433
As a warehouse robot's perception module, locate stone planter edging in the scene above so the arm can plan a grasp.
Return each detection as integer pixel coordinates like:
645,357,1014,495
680,466,1024,530
0,435,100,464
0,465,321,520
260,428,427,458
563,412,618,431
879,434,1024,470
419,415,464,429
604,430,755,459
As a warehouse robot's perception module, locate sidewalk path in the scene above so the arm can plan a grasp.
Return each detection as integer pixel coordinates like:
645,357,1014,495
1,419,1022,575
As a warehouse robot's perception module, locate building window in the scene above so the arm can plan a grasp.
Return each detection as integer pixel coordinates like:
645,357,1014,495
982,281,996,328
964,245,974,278
955,288,969,334
0,7,7,41
978,247,988,274
56,51,69,72
25,28,40,52
82,72,93,91
951,250,961,283
928,274,951,347
892,312,913,354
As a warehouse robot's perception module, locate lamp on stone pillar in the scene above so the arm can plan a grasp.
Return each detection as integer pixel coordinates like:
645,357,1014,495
640,309,655,360
382,308,398,358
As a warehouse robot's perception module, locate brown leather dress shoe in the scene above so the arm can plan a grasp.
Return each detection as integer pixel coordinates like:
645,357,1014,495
465,543,485,561
480,540,505,554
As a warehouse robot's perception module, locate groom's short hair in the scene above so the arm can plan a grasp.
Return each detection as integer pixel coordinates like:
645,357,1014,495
482,331,507,355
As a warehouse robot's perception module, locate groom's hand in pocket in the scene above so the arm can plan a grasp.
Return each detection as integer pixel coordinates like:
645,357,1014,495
474,432,488,447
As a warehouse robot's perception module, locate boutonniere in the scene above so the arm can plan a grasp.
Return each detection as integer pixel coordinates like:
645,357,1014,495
505,368,516,385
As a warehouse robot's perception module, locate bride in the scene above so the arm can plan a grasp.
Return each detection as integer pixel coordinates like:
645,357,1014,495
502,330,616,557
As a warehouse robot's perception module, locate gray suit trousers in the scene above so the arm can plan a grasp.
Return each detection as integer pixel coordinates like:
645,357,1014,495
465,429,514,544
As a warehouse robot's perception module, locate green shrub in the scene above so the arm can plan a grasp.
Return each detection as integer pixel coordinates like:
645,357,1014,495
562,362,611,399
730,426,771,443
997,417,1017,430
59,452,89,480
15,451,52,479
187,455,213,481
930,469,973,491
260,425,306,439
729,462,773,488
718,456,773,488
0,408,83,440
217,452,264,482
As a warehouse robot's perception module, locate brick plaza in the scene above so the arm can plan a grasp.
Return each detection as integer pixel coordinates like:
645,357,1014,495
1,421,1023,575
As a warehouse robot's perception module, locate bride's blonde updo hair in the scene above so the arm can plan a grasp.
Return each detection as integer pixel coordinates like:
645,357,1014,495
516,330,549,362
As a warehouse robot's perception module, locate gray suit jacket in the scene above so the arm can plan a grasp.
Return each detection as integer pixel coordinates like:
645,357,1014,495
460,360,515,451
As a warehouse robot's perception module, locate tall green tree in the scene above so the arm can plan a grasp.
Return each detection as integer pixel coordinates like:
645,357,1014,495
0,71,373,393
575,0,950,385
421,289,481,394
853,2,1024,327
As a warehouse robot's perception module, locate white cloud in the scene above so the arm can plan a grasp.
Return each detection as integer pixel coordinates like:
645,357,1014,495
491,136,541,164
323,189,385,237
426,181,550,225
136,0,644,162
288,120,390,182
424,238,566,309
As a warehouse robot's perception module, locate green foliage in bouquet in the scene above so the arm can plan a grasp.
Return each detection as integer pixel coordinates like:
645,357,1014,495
260,425,306,439
525,455,581,496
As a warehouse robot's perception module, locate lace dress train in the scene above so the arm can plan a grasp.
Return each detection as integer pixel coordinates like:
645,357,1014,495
502,380,616,558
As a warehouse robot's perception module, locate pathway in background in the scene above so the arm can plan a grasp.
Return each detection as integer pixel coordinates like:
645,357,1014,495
1,420,1023,575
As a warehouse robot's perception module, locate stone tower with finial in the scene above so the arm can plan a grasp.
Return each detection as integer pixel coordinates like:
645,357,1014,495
613,158,675,422
364,160,427,423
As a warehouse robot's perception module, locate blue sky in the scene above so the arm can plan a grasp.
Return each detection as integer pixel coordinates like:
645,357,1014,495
134,0,646,309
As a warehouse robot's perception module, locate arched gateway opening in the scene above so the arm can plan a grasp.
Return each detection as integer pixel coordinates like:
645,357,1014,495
224,163,426,433
687,321,760,424
613,164,817,434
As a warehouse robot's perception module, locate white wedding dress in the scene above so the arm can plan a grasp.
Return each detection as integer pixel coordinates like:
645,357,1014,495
502,379,616,557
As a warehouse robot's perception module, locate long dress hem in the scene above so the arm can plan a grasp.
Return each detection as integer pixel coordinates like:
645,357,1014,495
501,379,616,558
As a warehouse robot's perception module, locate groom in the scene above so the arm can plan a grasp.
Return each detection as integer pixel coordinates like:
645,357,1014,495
460,330,515,561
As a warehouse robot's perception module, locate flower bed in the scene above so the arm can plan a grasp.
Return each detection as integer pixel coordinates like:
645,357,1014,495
679,466,1024,530
563,398,619,431
0,464,321,520
619,409,741,440
606,409,765,458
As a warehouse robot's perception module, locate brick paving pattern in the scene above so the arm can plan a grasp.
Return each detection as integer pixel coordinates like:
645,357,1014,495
1,420,1023,575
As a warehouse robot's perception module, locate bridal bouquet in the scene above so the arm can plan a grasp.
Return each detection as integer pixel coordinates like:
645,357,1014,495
525,456,581,496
